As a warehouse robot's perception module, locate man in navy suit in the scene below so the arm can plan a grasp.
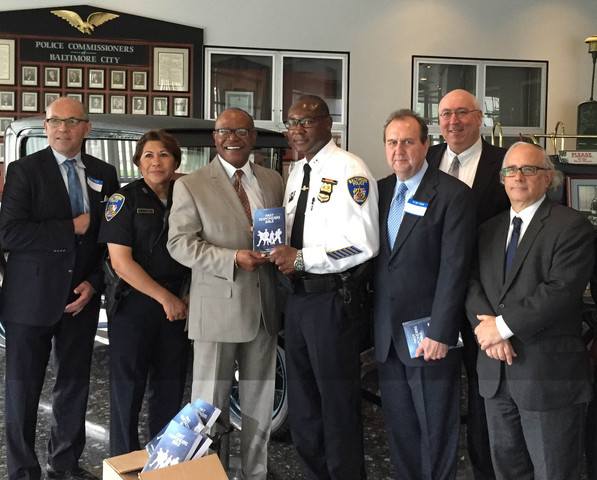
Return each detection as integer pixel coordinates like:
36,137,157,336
426,89,510,480
467,142,593,479
374,109,475,479
0,97,119,480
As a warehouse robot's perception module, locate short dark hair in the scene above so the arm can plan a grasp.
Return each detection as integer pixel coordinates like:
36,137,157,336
133,130,182,168
383,109,428,144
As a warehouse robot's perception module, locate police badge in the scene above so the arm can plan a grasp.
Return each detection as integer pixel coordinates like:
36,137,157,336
318,178,338,203
347,176,370,206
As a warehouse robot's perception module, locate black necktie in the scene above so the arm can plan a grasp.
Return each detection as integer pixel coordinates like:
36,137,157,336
505,217,522,276
290,163,311,249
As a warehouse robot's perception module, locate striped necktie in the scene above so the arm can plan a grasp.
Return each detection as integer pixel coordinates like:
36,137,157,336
387,182,408,249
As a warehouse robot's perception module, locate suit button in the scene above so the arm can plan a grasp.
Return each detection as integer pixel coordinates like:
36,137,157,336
499,303,505,309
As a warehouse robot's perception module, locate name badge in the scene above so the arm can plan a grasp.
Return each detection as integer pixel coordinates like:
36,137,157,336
404,199,427,216
137,208,154,214
87,176,103,192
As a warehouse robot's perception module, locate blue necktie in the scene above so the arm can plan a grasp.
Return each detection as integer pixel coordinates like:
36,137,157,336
387,182,408,249
505,216,522,276
65,159,84,218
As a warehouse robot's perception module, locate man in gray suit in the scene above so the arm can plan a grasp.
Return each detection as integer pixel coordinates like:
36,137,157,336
467,142,594,479
167,108,284,480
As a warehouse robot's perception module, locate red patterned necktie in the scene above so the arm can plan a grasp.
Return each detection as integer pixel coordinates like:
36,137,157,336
234,170,252,223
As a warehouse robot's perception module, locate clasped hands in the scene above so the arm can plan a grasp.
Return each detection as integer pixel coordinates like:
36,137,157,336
475,314,517,365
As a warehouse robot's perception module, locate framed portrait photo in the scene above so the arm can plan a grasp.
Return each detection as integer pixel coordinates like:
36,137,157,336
0,39,16,85
21,91,38,112
153,96,168,116
67,68,83,88
110,95,126,114
88,94,104,114
567,175,597,227
132,71,147,91
88,69,105,89
0,91,15,111
21,66,38,86
0,116,15,136
173,97,189,117
44,67,60,87
111,70,126,90
153,47,189,92
44,93,60,109
131,96,147,115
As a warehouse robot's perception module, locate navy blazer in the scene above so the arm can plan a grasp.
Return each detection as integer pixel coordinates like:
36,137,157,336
466,200,594,410
427,139,509,226
0,146,119,326
373,165,476,365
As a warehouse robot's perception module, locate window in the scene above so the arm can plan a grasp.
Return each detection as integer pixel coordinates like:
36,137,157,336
412,56,548,148
205,47,349,149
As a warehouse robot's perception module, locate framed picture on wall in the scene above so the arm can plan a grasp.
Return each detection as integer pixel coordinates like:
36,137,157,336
0,117,14,136
110,95,126,114
153,47,189,92
173,97,189,117
89,69,105,89
567,175,597,227
132,71,147,91
67,68,83,88
153,96,168,115
45,93,60,109
21,66,38,86
225,91,253,113
0,91,15,111
44,67,60,87
0,39,15,85
111,70,126,90
21,91,37,112
89,94,104,113
132,96,147,114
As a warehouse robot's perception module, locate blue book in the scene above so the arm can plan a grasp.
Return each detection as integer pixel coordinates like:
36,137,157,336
253,207,286,255
191,397,221,431
402,316,463,358
141,421,202,472
146,403,203,455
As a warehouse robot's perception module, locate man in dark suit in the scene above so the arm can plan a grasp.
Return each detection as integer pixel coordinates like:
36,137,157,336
427,89,510,480
0,97,119,480
466,142,593,479
374,109,475,479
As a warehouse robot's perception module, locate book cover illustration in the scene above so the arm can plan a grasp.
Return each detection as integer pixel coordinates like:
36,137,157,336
402,316,463,358
253,206,285,255
141,421,202,472
192,396,221,431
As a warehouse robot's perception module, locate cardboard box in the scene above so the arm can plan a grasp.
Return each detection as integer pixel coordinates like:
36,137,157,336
103,450,227,480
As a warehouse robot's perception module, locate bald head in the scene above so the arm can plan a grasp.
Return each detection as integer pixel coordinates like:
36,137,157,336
438,89,483,154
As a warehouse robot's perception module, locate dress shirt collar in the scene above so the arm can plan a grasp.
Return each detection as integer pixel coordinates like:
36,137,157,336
446,137,482,169
393,161,428,199
218,155,255,185
508,194,546,241
52,148,83,168
299,138,336,174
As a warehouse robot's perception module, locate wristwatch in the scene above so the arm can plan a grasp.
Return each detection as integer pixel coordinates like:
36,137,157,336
293,249,305,272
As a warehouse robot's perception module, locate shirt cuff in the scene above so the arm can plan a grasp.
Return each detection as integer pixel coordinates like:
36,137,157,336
495,315,514,340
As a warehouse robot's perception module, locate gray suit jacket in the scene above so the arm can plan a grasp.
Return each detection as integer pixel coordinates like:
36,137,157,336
466,199,594,410
167,158,284,342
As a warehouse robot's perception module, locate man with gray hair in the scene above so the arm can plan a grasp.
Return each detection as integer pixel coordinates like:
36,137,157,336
466,141,594,479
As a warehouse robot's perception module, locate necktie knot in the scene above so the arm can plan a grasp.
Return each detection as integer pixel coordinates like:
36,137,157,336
505,216,523,276
512,216,522,232
395,182,408,199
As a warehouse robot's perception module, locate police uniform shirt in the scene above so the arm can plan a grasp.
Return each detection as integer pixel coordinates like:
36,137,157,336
285,139,380,274
98,178,188,287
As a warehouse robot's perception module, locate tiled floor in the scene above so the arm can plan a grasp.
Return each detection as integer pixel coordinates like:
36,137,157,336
0,334,477,479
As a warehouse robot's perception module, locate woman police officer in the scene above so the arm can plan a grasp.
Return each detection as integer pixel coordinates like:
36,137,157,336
98,130,190,456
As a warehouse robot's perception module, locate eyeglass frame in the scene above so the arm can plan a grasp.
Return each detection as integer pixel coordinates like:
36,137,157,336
214,128,252,137
500,165,550,177
438,108,481,120
283,115,330,130
45,117,89,127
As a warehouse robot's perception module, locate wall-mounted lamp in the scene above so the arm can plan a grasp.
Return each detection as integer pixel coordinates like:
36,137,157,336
586,35,597,101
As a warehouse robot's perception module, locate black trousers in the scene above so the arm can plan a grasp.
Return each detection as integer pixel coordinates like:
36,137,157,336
4,299,100,480
108,291,190,456
285,290,366,480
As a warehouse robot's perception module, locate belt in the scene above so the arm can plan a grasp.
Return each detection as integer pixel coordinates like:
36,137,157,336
293,273,340,294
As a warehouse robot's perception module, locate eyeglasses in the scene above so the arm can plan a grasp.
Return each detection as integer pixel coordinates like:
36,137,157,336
214,128,251,137
45,117,88,127
438,109,480,120
283,116,329,129
500,165,549,177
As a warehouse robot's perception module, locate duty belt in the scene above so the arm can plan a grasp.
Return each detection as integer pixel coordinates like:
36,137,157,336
293,273,340,294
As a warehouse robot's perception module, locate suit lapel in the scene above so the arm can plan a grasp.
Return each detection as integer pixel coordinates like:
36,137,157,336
379,175,396,256
391,168,438,258
471,141,501,193
252,164,274,208
41,147,71,212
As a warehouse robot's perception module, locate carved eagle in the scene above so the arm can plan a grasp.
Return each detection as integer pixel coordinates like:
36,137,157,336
50,10,119,35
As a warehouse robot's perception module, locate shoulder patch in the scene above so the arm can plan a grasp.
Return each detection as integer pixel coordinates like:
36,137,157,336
105,193,125,222
347,176,370,206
